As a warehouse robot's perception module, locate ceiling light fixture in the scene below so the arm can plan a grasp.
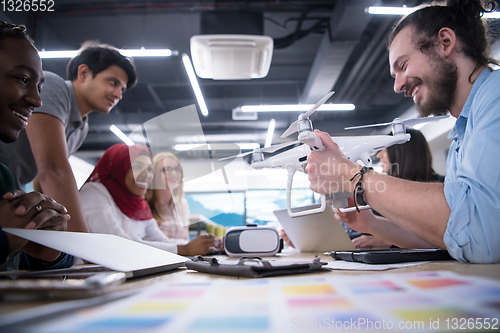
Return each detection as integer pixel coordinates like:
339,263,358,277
110,125,134,146
190,35,274,80
174,143,260,151
38,48,178,59
182,53,209,117
237,104,355,112
264,119,276,148
367,6,500,18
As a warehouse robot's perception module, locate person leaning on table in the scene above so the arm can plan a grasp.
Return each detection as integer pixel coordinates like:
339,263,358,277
0,21,73,270
0,38,137,235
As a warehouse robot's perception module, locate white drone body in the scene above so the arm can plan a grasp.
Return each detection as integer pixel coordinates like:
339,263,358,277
222,91,449,218
251,132,410,217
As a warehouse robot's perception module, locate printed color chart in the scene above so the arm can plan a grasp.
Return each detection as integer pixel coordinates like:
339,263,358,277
32,271,500,333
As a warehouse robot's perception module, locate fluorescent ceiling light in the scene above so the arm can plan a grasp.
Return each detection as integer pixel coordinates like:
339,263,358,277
110,125,134,146
264,119,276,148
174,143,260,151
367,6,415,15
120,49,175,57
175,133,267,143
38,50,79,58
38,48,178,59
485,12,500,18
238,104,355,112
367,6,500,18
182,53,209,117
235,169,287,176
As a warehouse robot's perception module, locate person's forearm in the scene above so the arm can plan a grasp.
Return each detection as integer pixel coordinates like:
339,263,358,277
23,243,62,262
365,215,437,249
35,248,62,262
6,234,28,256
362,172,450,248
36,169,89,233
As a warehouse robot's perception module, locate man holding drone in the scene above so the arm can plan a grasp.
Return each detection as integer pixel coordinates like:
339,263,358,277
307,0,500,263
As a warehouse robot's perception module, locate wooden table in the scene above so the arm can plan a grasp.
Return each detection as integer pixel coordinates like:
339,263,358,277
1,251,499,330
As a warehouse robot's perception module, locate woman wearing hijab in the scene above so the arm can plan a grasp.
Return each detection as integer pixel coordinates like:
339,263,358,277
80,143,220,255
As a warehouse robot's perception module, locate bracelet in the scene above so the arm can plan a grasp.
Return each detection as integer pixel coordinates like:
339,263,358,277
350,166,373,213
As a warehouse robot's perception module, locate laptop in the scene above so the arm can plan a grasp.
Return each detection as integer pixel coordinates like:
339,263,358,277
3,228,187,278
273,204,356,252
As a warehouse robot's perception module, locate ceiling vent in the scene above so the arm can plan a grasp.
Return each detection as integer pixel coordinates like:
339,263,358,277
190,34,273,80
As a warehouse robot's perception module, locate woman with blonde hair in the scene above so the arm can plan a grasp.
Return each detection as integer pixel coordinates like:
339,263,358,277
146,152,189,241
146,152,222,253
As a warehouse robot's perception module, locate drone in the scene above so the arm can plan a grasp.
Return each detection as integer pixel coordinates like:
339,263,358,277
222,91,449,218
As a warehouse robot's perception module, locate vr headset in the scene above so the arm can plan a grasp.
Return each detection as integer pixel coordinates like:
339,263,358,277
224,225,281,257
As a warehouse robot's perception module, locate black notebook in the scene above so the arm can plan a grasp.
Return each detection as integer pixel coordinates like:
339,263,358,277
186,256,331,278
327,248,454,264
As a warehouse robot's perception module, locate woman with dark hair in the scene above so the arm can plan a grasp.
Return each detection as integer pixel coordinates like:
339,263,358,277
80,144,220,256
349,129,445,249
379,129,444,183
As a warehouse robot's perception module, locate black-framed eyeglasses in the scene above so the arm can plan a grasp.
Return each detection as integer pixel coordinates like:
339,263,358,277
163,166,182,174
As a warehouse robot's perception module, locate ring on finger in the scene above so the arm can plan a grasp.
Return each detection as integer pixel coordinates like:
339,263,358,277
35,204,42,213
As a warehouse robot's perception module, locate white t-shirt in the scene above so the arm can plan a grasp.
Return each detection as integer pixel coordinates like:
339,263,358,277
80,182,178,253
157,197,190,243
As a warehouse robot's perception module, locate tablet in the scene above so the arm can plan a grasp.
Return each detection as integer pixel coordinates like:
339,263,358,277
274,204,356,252
328,248,454,264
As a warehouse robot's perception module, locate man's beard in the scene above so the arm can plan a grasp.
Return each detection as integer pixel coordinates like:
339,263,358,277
416,55,458,117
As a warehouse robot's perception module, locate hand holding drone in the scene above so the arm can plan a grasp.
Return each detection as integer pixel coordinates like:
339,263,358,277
222,91,449,218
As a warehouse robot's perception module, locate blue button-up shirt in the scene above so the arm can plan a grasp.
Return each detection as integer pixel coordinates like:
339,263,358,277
444,68,500,263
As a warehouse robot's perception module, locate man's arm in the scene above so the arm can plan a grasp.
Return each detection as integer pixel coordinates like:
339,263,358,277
361,173,450,248
25,113,89,233
307,130,450,249
334,205,438,249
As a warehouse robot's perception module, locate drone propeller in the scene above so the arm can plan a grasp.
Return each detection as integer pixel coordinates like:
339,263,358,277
344,115,450,131
218,140,300,161
281,91,335,138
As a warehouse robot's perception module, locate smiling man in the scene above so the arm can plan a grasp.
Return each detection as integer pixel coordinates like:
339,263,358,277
0,41,137,234
0,20,74,270
306,0,500,263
